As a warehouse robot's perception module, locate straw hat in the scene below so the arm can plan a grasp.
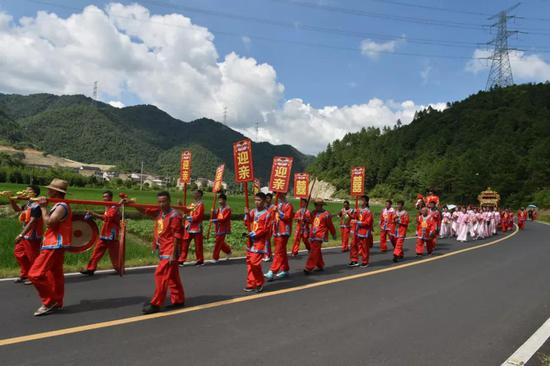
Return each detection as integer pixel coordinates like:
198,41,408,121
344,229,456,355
46,178,69,194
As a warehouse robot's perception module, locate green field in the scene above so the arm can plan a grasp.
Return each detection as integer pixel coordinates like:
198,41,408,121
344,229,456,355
0,183,417,277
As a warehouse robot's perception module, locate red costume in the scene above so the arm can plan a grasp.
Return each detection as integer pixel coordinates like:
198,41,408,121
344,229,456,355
15,202,42,279
390,209,410,258
291,208,311,255
379,207,395,252
305,209,336,272
507,212,515,231
426,194,440,207
428,208,441,248
415,214,437,255
146,208,185,307
500,211,508,232
86,205,121,272
179,201,204,263
270,201,293,274
245,208,272,288
338,208,354,251
212,206,232,260
517,210,527,230
351,207,374,265
29,202,72,308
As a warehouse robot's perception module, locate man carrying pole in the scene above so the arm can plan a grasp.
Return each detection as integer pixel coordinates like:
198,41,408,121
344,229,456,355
291,198,311,256
338,200,354,253
179,190,205,266
265,191,293,281
349,195,373,268
29,179,72,316
211,193,232,262
304,198,336,274
390,200,410,263
80,190,122,276
131,191,185,314
379,199,396,253
244,192,271,292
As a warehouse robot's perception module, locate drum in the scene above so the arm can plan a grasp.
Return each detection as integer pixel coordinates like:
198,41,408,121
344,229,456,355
67,214,99,253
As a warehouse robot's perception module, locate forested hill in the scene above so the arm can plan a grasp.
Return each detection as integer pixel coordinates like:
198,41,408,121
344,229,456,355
0,93,311,184
308,83,550,207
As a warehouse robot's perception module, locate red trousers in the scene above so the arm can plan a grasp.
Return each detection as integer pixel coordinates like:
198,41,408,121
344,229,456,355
380,230,395,252
86,239,119,272
264,238,272,259
213,234,231,260
393,237,405,258
305,241,324,271
150,260,185,307
292,233,310,255
271,236,290,273
14,239,40,278
29,249,65,307
246,251,265,288
500,223,507,232
518,221,525,230
416,238,434,255
340,227,351,251
179,233,204,263
350,236,370,265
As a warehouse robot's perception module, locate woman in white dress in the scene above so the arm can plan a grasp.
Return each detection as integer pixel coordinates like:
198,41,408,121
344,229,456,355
456,207,469,242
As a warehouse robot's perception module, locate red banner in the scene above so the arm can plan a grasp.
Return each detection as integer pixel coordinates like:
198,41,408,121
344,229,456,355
269,156,294,193
233,139,254,183
180,150,192,184
350,166,366,196
212,164,225,193
294,173,310,199
253,178,261,194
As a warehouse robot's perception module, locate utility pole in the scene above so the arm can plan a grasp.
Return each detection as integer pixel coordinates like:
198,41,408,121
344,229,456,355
485,3,520,90
140,161,144,191
223,106,228,124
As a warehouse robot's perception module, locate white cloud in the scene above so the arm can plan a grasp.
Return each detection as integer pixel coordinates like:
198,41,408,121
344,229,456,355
360,37,404,59
108,100,125,108
0,4,442,155
420,65,432,85
466,48,550,81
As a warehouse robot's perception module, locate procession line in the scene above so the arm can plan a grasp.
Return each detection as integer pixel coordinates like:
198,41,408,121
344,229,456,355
501,315,550,366
0,237,416,282
0,228,518,347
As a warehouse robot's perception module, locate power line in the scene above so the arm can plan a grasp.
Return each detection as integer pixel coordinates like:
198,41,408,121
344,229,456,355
359,0,491,17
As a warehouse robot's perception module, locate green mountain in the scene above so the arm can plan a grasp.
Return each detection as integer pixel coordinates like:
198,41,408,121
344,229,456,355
308,83,550,207
0,93,312,185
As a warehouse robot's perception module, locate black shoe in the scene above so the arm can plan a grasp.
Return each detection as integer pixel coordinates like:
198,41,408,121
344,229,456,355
393,256,399,263
194,261,204,266
314,268,324,272
80,269,95,276
178,261,185,266
255,286,264,293
165,302,185,310
360,263,369,268
14,277,25,284
348,261,359,267
303,269,312,275
142,304,161,314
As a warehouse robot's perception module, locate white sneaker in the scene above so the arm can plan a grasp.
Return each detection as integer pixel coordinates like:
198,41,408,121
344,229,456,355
225,252,232,261
34,303,58,317
211,259,219,264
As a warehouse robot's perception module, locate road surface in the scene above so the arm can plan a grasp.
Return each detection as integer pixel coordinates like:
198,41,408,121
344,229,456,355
0,221,549,366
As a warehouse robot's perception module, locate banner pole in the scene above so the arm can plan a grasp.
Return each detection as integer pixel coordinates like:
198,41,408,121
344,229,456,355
205,192,218,241
183,183,188,207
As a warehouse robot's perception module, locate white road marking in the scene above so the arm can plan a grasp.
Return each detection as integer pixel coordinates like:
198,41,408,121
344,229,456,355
501,316,550,366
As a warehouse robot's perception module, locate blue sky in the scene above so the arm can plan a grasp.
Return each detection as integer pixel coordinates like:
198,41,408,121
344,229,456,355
1,0,550,153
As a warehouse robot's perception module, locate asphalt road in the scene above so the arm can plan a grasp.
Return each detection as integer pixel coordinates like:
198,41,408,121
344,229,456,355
0,221,549,366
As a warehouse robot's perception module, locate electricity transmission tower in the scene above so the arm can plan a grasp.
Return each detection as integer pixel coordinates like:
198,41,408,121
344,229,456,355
485,3,520,90
92,81,98,100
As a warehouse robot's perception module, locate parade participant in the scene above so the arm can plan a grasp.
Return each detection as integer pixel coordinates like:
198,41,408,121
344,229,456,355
494,208,501,234
476,208,485,240
391,200,409,263
507,209,515,231
132,191,185,314
304,198,336,274
349,195,373,267
451,207,460,237
9,185,42,285
265,192,294,281
425,191,440,207
29,179,72,316
456,207,468,242
338,200,354,252
428,201,441,247
517,208,527,230
468,206,477,238
80,191,122,275
179,190,205,265
500,209,508,232
244,192,271,292
439,206,452,239
379,200,395,252
415,194,425,210
263,193,274,262
416,207,437,256
291,198,311,256
211,193,232,262
488,207,496,236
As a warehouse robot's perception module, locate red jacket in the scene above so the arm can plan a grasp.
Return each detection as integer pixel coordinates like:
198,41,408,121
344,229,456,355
390,209,409,238
213,206,231,235
380,207,395,231
338,208,354,228
245,208,272,253
416,215,436,240
429,208,442,231
146,208,183,259
19,201,43,240
293,208,311,238
185,201,204,234
272,201,294,237
353,207,373,238
309,209,336,242
100,205,121,241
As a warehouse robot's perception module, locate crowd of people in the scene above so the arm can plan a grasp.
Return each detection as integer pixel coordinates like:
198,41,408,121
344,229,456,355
7,180,535,317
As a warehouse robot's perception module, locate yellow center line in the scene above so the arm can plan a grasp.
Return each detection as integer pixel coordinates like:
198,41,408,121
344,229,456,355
0,226,519,347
